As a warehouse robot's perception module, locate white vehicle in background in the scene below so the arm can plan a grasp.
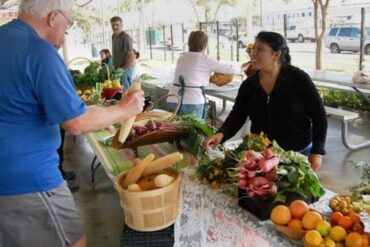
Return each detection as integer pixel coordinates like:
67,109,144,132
287,22,316,43
325,25,370,54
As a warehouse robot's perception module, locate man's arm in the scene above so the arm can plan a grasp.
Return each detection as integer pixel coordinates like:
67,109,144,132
123,51,135,69
62,90,144,135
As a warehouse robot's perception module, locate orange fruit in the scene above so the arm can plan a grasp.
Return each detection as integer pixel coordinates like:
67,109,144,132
330,226,347,242
302,211,323,230
348,212,361,225
345,232,362,247
304,230,323,246
287,219,303,230
270,205,291,225
289,200,309,219
338,216,353,230
330,212,343,225
361,235,368,246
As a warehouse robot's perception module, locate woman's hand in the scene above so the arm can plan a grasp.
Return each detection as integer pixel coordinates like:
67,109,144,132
308,154,322,171
204,133,224,151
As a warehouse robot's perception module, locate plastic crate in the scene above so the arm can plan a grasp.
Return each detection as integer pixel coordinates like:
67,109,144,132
121,224,174,247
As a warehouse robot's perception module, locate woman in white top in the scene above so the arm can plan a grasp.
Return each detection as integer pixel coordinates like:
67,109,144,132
167,30,248,119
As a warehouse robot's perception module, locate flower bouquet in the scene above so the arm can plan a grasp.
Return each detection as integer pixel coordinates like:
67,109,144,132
196,133,325,220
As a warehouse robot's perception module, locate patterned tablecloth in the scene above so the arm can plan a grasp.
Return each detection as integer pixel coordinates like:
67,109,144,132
85,129,369,246
175,168,370,247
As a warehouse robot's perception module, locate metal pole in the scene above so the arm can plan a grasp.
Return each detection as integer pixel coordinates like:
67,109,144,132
181,23,185,51
260,0,263,28
359,7,365,70
170,25,174,63
163,26,166,62
148,27,153,59
230,22,234,61
236,19,239,62
216,21,220,61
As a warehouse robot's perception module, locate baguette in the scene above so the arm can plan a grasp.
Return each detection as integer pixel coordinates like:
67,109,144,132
122,153,155,189
142,152,183,177
118,82,141,143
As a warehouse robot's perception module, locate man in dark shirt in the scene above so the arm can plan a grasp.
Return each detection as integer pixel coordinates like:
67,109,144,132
110,16,135,89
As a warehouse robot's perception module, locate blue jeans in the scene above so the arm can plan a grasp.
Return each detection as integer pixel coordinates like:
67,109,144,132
121,67,133,90
167,102,205,119
299,143,312,156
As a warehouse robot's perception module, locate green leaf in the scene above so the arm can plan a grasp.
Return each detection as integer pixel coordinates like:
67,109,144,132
287,167,298,184
273,193,286,203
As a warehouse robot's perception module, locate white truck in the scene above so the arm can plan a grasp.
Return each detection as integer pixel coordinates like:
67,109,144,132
287,21,316,43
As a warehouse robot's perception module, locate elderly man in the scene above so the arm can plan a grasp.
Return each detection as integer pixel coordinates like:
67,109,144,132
110,16,135,89
0,1,145,247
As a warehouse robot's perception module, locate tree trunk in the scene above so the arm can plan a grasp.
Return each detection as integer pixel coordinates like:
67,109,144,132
314,0,330,70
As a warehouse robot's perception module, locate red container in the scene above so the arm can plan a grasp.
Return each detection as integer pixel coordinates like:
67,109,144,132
101,88,123,99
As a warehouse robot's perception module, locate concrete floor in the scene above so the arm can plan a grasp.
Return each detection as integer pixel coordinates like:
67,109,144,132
62,114,370,247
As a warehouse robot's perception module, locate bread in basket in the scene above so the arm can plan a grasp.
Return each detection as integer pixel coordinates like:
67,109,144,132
210,72,233,86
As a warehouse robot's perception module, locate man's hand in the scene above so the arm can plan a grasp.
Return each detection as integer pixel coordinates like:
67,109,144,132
118,89,145,118
308,154,322,172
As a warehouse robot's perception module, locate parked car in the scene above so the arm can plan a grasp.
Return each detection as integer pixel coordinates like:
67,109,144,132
287,25,316,43
325,25,370,54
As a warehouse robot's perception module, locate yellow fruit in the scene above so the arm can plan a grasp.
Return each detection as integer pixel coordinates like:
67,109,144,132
345,232,362,247
324,237,336,247
315,221,331,237
302,211,323,230
305,230,322,246
270,205,291,225
112,81,121,88
329,226,347,242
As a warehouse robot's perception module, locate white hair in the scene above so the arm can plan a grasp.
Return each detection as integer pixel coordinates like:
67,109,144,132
19,0,74,17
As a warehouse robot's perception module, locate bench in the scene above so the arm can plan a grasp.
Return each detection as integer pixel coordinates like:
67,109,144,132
324,106,370,150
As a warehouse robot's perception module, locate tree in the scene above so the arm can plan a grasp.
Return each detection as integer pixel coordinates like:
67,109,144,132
187,0,237,24
312,0,330,70
74,7,102,45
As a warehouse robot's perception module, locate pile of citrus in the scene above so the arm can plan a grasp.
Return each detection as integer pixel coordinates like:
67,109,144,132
271,200,323,232
270,200,370,246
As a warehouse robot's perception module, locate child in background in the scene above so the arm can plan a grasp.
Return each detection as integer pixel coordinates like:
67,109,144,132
100,49,113,66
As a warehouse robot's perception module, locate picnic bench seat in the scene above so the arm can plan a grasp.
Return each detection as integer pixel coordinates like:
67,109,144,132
324,106,370,150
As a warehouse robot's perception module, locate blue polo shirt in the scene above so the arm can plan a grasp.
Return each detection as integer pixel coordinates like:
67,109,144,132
0,20,87,195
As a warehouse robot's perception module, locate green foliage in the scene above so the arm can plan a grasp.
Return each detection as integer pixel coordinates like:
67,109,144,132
170,113,216,159
72,62,123,89
319,88,370,112
349,161,370,200
274,148,325,203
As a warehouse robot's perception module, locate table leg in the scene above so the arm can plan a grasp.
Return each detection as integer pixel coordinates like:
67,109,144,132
90,155,102,183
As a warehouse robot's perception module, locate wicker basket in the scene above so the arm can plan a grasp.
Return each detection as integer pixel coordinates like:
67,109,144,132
114,169,181,232
274,223,307,239
210,72,233,86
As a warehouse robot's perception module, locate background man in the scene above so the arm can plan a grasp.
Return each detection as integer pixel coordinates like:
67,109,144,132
110,16,135,89
0,1,145,246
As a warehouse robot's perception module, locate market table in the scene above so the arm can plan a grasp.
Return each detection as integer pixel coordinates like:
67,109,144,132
174,168,335,247
85,128,369,246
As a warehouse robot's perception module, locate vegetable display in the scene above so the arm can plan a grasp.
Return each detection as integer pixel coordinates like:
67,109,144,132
196,133,326,202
